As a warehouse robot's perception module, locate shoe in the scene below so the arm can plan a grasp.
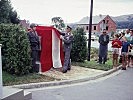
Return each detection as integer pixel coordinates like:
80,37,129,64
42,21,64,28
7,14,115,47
99,62,102,64
121,67,126,70
62,69,67,73
67,67,71,70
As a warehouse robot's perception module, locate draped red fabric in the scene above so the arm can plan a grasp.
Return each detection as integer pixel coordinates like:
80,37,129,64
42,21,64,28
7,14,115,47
36,26,64,72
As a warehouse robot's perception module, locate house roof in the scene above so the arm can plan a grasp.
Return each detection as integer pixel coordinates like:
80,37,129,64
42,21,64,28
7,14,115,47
77,15,107,25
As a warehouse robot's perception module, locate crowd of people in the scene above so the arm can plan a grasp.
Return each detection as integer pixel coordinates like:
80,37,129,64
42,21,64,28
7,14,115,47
27,22,133,73
98,29,133,70
117,29,133,70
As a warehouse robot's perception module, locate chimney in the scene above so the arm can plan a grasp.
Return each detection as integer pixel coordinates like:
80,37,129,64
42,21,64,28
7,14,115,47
99,14,102,18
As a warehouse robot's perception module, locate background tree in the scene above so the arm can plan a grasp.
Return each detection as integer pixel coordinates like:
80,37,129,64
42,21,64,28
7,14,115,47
9,10,20,24
0,0,20,24
71,27,87,62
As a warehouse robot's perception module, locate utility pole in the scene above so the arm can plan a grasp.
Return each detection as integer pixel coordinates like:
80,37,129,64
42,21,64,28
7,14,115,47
88,0,93,61
0,44,2,99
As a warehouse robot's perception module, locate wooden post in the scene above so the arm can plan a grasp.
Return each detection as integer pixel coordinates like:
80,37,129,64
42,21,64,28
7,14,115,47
88,0,93,61
0,44,2,99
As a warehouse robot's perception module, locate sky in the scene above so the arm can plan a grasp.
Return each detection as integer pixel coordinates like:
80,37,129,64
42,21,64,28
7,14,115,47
10,0,133,25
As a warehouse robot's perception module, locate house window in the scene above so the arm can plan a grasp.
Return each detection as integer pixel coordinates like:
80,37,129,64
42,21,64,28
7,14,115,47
103,20,105,23
106,20,109,24
86,26,89,30
94,26,96,30
106,26,108,30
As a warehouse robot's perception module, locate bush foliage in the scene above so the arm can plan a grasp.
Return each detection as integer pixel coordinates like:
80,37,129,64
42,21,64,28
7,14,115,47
0,24,31,75
71,28,87,62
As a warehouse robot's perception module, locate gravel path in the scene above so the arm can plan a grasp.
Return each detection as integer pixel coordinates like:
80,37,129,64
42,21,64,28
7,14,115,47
41,66,105,80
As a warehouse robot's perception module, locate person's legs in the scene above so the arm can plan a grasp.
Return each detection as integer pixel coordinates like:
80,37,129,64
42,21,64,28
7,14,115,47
113,54,115,67
34,50,39,72
113,54,118,68
62,50,71,73
130,55,133,67
103,48,108,64
122,53,126,70
103,55,107,64
115,54,119,67
98,56,102,64
98,45,103,64
67,59,71,70
122,53,127,70
31,50,39,72
127,55,131,67
112,48,116,67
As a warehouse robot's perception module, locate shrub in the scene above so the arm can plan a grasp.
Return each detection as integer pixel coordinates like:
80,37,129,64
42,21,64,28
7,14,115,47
71,28,87,62
0,24,31,75
90,47,98,60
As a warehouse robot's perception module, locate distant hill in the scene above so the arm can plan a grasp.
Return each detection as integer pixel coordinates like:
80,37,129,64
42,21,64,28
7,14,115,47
112,14,133,22
112,14,133,29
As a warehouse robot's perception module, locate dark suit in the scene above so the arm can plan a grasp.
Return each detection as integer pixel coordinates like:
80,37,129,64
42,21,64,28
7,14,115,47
27,31,40,72
98,34,109,64
60,32,74,71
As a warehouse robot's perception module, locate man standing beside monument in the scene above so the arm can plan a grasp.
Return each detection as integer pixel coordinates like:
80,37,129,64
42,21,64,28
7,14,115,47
27,23,40,73
60,25,74,73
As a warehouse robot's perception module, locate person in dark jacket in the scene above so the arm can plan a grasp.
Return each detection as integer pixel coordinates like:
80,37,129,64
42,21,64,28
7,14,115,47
60,25,74,73
98,29,109,64
27,23,40,73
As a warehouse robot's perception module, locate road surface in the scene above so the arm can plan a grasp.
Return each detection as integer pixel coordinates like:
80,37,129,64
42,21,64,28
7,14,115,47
30,68,133,100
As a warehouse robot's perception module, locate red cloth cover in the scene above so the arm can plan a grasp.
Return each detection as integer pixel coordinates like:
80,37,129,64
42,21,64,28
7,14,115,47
36,26,64,72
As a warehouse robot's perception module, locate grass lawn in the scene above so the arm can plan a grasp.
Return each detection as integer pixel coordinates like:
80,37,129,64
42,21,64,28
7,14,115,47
72,59,113,71
3,59,115,86
2,71,57,86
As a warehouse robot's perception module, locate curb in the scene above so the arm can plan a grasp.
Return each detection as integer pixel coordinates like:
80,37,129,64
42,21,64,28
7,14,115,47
12,65,122,89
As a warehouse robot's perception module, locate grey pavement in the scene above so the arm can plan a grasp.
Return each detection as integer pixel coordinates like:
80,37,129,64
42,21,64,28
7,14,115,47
29,67,133,100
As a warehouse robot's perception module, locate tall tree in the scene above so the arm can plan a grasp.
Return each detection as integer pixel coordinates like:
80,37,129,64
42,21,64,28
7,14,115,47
10,10,20,24
0,0,19,24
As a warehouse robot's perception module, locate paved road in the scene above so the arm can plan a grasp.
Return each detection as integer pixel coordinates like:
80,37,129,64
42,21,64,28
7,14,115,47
30,68,133,100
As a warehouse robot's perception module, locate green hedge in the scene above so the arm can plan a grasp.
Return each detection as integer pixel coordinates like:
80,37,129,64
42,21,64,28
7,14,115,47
0,24,31,75
71,28,87,62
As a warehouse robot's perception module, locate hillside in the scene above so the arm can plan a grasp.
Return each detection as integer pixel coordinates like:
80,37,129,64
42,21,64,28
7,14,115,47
112,14,133,22
112,14,133,29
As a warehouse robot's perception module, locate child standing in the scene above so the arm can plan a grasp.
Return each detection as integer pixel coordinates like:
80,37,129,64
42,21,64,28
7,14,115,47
121,40,130,70
112,34,122,68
